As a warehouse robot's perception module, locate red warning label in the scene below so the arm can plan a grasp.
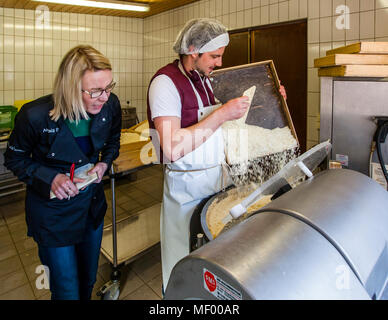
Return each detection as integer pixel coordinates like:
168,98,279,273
204,270,216,292
203,268,242,300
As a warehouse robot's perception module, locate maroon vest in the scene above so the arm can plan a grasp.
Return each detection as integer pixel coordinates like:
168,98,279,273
147,60,216,163
147,59,216,130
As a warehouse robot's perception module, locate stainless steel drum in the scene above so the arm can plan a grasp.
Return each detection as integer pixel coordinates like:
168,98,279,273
199,186,237,241
199,140,332,242
165,169,388,300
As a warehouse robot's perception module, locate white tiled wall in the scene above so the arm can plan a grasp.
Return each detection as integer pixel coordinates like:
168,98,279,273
1,1,388,146
0,7,144,116
143,0,388,149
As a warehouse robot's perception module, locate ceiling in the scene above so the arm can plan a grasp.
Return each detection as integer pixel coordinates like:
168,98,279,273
0,0,199,18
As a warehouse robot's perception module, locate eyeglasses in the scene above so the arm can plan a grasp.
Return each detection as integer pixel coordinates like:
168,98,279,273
82,81,116,99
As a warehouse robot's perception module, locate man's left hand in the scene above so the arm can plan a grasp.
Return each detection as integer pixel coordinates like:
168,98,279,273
88,162,108,183
279,80,287,100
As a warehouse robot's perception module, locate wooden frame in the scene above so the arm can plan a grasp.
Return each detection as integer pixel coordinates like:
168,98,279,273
0,0,199,18
210,60,299,145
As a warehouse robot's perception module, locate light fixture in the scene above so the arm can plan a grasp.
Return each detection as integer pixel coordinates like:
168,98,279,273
32,0,150,12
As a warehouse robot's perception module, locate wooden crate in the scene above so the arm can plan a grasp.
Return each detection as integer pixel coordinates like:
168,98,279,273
210,60,298,143
130,119,149,132
316,42,388,78
113,129,157,173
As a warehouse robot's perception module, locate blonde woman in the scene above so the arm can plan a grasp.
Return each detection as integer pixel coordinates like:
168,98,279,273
4,45,121,300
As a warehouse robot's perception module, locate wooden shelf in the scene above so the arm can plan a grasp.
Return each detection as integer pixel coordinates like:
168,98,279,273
326,42,388,55
315,54,388,68
318,65,388,77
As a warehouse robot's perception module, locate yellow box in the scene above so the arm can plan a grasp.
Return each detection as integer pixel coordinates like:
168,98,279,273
14,100,33,111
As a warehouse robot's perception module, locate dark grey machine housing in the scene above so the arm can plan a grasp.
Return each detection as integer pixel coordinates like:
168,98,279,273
165,169,388,300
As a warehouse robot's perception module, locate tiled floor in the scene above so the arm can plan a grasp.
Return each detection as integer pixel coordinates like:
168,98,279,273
0,165,164,300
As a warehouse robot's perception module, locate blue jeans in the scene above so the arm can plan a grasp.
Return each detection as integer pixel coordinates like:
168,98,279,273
38,216,104,300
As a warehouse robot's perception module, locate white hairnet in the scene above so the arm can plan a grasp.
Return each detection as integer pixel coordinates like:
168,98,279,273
173,18,229,55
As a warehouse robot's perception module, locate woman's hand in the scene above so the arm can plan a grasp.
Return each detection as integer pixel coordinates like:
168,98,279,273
88,162,108,183
51,173,84,200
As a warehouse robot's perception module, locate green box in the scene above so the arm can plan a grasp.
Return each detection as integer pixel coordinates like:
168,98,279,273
0,105,18,130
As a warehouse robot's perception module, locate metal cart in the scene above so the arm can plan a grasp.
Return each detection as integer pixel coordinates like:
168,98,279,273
97,164,161,300
0,139,26,198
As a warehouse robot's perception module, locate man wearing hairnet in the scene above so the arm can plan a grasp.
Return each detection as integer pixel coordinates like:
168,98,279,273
147,18,286,293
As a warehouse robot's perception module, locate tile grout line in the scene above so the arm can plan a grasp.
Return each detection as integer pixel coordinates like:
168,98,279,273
127,256,162,299
118,265,147,300
1,198,43,300
5,207,39,300
146,273,163,299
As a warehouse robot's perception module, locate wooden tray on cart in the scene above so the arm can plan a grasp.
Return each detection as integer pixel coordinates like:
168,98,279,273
130,120,149,133
113,121,157,173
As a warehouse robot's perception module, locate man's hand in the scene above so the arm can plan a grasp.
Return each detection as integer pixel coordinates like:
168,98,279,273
51,174,84,200
153,97,249,163
279,80,287,100
218,96,250,122
88,162,108,183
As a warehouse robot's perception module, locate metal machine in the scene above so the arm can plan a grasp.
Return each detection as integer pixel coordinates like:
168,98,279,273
165,168,388,300
371,116,388,185
320,77,388,189
164,74,388,300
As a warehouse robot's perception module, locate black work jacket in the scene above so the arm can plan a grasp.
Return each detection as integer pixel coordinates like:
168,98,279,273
4,94,122,247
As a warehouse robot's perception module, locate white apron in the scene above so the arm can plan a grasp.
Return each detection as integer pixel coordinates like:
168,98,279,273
161,64,231,290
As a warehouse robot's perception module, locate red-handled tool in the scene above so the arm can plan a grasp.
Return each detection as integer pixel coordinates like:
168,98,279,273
70,163,75,182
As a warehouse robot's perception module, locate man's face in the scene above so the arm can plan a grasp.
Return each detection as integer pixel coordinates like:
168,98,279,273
193,46,226,77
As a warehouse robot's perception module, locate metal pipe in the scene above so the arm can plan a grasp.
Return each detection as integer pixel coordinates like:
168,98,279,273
110,165,118,269
0,182,25,190
196,233,204,249
0,188,26,198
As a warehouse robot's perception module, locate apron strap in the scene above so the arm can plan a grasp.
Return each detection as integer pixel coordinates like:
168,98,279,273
165,164,220,173
166,162,231,192
178,61,212,108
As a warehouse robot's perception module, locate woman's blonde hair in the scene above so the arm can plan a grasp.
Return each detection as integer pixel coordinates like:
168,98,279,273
50,45,112,122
